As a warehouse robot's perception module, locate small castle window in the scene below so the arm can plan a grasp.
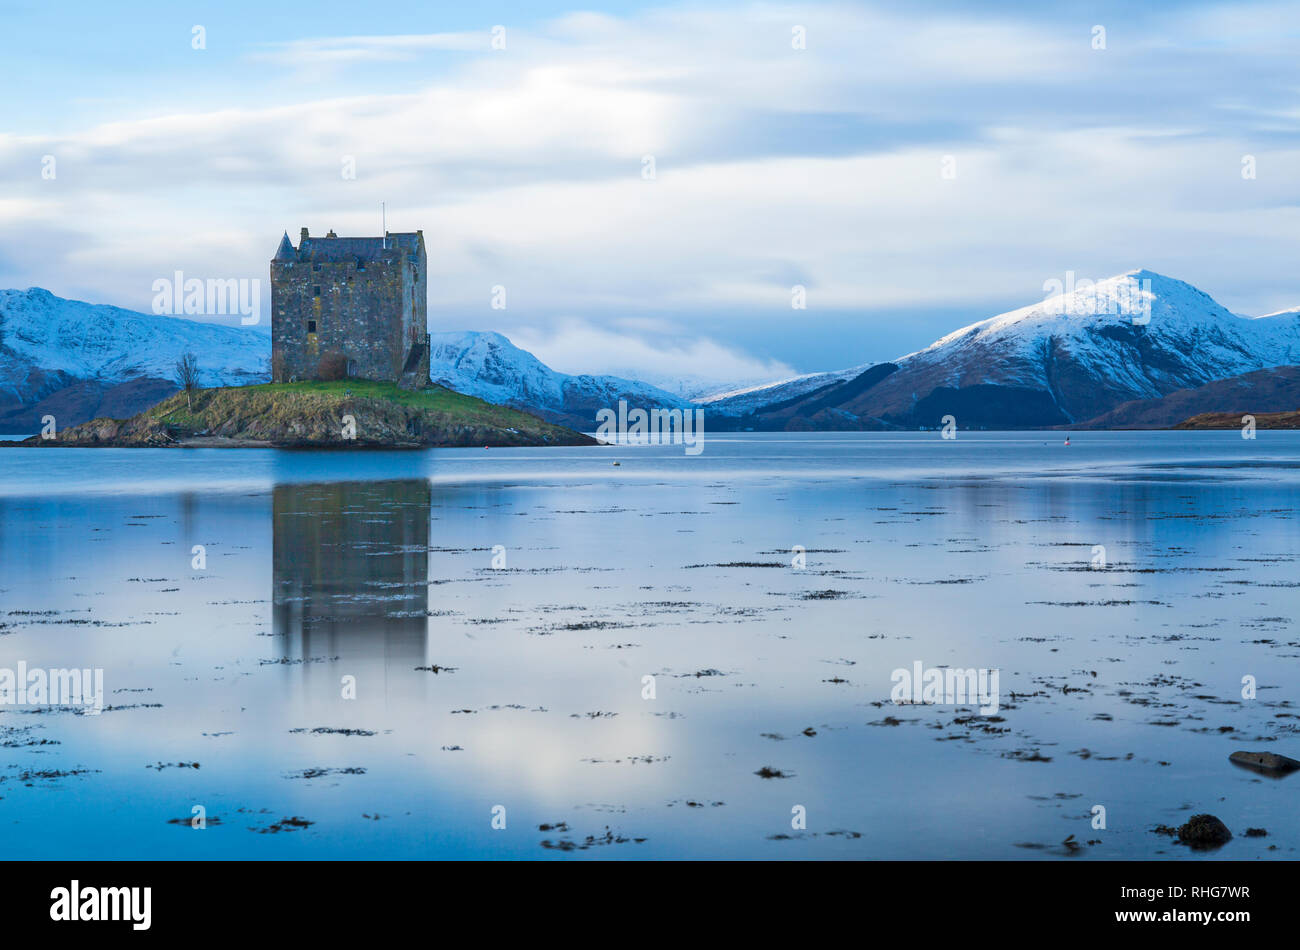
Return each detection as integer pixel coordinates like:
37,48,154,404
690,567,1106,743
356,260,366,271
307,319,317,333
313,286,321,297
312,263,322,272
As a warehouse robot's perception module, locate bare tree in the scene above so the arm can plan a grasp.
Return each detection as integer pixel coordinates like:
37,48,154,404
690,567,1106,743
175,352,201,411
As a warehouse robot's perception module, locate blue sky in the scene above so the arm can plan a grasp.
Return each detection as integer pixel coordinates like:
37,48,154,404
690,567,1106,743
3,0,1299,388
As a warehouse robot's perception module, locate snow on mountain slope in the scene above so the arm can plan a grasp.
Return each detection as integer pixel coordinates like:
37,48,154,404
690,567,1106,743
710,271,1300,426
0,288,269,405
429,330,693,428
623,372,781,403
1256,305,1300,321
894,269,1300,392
698,363,870,414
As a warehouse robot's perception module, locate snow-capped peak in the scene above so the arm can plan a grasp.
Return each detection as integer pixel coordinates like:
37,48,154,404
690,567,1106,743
905,270,1221,360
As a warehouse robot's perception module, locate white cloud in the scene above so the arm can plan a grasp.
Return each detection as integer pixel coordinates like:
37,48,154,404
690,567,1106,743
251,32,490,69
505,316,796,393
4,1,1300,382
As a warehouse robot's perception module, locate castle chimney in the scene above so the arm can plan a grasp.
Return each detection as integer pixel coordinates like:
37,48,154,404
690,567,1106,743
326,229,337,238
300,227,309,242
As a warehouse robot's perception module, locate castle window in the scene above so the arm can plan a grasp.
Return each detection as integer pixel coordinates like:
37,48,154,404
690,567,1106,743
313,286,321,297
356,260,365,271
312,263,322,272
307,319,317,334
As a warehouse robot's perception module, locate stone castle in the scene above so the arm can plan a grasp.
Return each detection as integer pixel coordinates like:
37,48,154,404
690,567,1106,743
270,227,430,388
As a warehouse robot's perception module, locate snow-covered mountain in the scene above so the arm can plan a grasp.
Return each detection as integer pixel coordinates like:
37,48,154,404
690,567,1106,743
896,269,1300,395
709,271,1300,428
0,288,271,431
0,287,268,408
429,330,693,430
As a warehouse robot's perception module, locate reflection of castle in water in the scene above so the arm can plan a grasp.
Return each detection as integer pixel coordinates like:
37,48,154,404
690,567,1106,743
273,480,430,669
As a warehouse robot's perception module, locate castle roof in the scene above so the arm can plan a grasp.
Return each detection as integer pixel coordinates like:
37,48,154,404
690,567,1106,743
273,232,295,261
273,230,423,264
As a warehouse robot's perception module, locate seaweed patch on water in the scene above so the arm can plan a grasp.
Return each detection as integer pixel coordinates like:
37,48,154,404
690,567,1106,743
101,703,163,712
14,767,100,785
1027,599,1168,607
667,799,725,808
257,816,315,834
1003,749,1053,763
684,561,784,568
768,829,862,841
260,656,338,665
540,826,647,850
284,767,367,780
0,724,58,748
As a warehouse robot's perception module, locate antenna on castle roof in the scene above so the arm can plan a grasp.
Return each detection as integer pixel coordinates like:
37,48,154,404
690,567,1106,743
381,202,386,249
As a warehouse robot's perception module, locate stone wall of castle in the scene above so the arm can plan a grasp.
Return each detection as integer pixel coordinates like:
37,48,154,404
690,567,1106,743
270,235,427,385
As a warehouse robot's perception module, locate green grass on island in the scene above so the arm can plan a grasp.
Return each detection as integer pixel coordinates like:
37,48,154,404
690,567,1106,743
37,380,596,448
150,380,530,426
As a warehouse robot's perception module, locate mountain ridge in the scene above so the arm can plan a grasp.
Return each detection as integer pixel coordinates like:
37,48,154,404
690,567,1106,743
3,273,1299,433
707,270,1300,429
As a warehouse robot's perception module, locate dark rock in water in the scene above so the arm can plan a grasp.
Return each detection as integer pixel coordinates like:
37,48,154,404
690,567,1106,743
1178,814,1232,850
1229,751,1300,775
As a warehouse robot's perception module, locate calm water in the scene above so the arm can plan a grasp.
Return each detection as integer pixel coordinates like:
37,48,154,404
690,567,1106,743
0,432,1297,859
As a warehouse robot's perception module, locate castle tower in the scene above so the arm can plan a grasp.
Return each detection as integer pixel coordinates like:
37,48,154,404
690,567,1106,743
270,227,429,388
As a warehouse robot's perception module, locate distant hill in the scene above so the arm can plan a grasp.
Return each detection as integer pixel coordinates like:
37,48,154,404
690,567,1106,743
1077,365,1300,428
429,330,692,430
1176,410,1300,429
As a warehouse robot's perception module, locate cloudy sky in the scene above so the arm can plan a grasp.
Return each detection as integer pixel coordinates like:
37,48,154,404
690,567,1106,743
3,0,1299,388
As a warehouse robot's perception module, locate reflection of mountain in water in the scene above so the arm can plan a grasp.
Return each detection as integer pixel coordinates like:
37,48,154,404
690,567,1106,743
273,480,430,671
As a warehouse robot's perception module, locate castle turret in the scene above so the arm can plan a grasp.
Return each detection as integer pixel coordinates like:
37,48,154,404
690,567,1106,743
273,232,295,262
